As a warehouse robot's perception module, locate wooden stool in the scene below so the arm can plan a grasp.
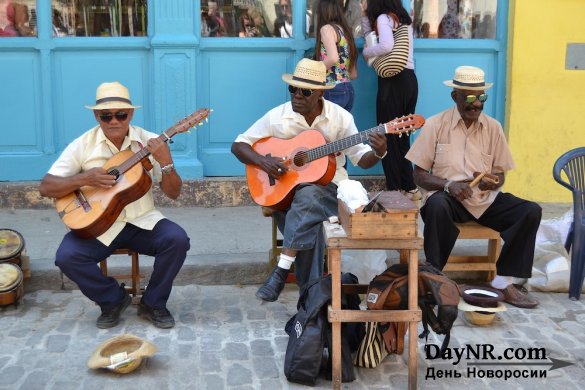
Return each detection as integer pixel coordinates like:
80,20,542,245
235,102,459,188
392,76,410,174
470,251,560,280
443,222,501,281
100,249,144,304
263,207,283,270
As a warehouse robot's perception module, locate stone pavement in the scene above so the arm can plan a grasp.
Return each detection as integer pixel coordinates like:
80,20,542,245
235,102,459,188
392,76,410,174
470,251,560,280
0,203,584,389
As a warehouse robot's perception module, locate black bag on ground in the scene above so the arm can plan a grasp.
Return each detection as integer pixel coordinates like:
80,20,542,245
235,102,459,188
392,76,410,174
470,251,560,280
284,273,364,386
366,263,460,353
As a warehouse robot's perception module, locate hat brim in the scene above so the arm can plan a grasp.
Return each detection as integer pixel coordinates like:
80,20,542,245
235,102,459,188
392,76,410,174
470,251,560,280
444,80,493,91
282,74,335,90
87,334,158,372
458,297,507,313
85,102,141,110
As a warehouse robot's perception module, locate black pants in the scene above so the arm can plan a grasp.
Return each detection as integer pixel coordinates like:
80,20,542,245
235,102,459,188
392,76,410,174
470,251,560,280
420,191,542,278
376,68,418,191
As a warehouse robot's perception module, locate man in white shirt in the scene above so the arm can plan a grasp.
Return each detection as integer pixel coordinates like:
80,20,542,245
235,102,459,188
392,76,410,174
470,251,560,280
232,59,387,302
39,82,190,329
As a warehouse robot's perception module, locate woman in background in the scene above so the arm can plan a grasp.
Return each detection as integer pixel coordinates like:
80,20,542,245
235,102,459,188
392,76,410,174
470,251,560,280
314,0,358,112
362,0,420,201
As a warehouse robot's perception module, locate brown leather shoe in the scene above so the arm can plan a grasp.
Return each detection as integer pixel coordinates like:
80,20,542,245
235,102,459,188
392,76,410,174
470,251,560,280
499,284,539,309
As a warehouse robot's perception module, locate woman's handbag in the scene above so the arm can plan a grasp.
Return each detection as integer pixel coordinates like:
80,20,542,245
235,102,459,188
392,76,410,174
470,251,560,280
372,13,410,78
353,321,388,368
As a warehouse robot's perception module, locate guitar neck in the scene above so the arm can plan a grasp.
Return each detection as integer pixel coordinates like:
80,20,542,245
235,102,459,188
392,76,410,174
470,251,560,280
113,128,176,175
305,125,385,162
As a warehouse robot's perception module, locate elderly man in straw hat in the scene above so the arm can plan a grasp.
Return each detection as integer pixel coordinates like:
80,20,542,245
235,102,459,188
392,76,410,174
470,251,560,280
231,58,388,302
39,82,190,329
406,65,542,309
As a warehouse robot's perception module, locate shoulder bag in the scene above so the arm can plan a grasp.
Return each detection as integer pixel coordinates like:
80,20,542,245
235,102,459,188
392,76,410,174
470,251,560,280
372,13,410,78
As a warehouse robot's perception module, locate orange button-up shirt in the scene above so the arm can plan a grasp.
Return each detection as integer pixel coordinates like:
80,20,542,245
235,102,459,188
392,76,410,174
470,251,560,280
406,106,515,218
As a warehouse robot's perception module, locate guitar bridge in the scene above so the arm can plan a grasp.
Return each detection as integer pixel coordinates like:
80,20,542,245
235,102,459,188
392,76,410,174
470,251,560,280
74,190,92,212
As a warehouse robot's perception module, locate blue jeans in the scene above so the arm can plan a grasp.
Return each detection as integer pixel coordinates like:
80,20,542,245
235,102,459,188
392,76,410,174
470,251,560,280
324,82,355,112
273,183,338,288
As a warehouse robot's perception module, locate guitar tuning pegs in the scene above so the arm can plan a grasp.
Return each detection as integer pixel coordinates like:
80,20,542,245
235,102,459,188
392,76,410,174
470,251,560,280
198,122,203,126
205,118,209,122
210,108,214,112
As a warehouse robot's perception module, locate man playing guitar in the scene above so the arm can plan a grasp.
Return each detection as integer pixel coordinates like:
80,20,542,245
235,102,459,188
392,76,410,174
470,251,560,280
231,58,387,302
39,82,190,329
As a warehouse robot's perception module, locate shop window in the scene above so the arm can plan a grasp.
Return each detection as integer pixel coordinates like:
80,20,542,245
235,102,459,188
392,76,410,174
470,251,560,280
51,0,147,37
0,0,37,37
413,0,497,39
201,0,307,38
307,0,362,39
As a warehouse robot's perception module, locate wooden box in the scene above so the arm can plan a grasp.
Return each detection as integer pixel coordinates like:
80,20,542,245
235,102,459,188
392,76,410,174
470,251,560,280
337,191,418,239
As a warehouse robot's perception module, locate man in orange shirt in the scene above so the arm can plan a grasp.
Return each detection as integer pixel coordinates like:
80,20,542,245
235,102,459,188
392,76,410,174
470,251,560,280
406,66,541,309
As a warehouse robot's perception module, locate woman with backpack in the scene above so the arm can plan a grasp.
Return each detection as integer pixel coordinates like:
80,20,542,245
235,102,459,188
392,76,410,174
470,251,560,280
314,0,358,112
362,0,420,202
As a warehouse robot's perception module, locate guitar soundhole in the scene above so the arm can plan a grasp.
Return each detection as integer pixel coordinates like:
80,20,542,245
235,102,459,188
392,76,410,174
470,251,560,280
108,168,120,180
293,152,308,167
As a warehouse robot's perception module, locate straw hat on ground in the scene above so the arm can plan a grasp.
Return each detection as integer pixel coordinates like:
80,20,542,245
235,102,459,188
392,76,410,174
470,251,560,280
458,285,506,326
87,334,157,374
85,81,141,110
282,58,334,90
444,66,493,91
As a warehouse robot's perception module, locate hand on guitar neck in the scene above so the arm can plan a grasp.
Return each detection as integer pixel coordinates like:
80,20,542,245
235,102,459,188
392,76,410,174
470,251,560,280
241,113,425,209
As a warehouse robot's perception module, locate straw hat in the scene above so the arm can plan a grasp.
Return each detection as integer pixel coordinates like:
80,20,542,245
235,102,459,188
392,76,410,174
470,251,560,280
85,82,141,110
443,66,493,91
458,286,506,326
282,58,334,90
87,334,157,374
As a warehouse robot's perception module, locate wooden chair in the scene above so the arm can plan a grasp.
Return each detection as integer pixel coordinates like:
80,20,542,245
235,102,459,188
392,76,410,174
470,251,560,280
100,249,144,304
442,221,501,281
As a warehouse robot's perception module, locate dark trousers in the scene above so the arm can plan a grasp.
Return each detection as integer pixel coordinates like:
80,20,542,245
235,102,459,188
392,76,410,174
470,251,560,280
420,191,542,278
376,68,418,192
55,219,190,310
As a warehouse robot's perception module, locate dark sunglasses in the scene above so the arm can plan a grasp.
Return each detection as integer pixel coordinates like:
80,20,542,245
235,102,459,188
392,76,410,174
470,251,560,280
280,4,290,9
288,85,313,97
99,111,129,123
464,93,488,104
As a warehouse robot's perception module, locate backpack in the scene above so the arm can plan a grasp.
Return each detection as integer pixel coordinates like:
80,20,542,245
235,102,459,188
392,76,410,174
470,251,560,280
366,262,461,353
284,273,364,385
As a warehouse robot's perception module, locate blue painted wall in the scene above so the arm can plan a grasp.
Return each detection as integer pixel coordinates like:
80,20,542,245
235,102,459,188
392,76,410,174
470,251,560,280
0,0,508,181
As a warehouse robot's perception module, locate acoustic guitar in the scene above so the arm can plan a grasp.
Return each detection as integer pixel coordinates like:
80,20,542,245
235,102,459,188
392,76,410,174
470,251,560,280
246,114,425,210
55,108,211,239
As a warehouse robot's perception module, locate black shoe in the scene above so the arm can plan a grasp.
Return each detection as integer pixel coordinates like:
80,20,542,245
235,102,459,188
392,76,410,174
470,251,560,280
138,302,175,329
97,292,132,329
256,266,288,302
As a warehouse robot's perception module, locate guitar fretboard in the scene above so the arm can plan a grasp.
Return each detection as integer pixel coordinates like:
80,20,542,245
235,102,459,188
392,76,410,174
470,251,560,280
111,131,173,176
302,124,388,163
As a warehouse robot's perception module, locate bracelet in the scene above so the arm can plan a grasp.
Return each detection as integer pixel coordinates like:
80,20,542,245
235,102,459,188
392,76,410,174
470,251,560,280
444,180,453,194
161,163,175,175
374,150,387,159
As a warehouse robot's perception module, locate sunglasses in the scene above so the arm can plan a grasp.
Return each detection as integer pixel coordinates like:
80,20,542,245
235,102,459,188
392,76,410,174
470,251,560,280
288,85,314,97
99,111,129,123
464,93,488,104
280,4,290,9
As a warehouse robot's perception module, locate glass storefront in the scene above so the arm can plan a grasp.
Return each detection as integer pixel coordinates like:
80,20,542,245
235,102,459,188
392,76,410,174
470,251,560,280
0,0,36,37
52,0,147,37
199,0,363,39
413,0,497,39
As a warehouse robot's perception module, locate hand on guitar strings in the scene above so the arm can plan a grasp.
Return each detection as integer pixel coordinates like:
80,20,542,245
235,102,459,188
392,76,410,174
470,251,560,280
82,167,117,188
366,132,388,157
260,155,288,178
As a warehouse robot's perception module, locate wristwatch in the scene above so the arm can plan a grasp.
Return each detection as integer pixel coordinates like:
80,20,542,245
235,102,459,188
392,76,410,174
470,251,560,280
161,163,175,175
444,180,453,194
